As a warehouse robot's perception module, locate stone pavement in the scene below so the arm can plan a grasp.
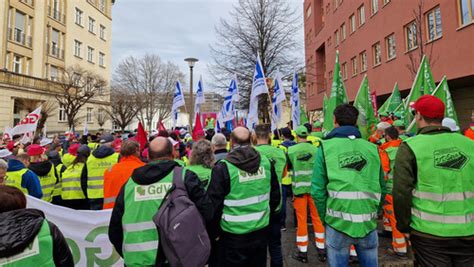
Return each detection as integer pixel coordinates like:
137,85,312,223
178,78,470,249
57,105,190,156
273,200,415,267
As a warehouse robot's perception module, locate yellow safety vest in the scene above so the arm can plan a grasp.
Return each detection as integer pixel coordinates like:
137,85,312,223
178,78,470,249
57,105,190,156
5,169,28,194
61,153,76,167
60,163,86,200
86,153,119,199
307,135,321,147
36,166,57,202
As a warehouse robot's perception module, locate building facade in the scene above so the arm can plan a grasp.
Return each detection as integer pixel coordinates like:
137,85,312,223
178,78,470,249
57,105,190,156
0,0,114,133
304,0,474,128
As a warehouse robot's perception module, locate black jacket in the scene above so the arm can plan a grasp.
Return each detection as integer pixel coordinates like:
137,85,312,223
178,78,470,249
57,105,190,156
0,209,74,266
206,145,281,247
29,160,58,180
108,160,213,257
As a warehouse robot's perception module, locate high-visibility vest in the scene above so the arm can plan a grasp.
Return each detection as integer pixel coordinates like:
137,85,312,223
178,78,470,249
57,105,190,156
271,139,282,148
60,163,86,200
182,156,190,166
0,220,54,266
276,145,292,185
226,142,231,151
310,131,323,139
405,133,474,237
61,153,76,167
86,153,119,199
88,143,99,151
384,146,399,194
174,159,185,167
287,142,318,196
307,135,321,147
35,165,57,202
322,137,382,238
5,169,28,194
185,165,212,187
220,158,272,234
122,170,174,266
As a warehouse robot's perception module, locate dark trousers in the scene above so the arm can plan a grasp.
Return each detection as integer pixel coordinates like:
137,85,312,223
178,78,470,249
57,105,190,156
411,233,474,267
218,240,267,267
281,185,292,227
269,212,283,267
89,198,103,210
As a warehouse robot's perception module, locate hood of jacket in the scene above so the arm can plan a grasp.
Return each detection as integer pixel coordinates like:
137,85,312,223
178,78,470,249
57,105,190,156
0,209,45,258
226,145,261,173
131,159,179,185
29,161,53,176
7,159,25,172
92,145,115,159
281,140,296,148
325,125,362,139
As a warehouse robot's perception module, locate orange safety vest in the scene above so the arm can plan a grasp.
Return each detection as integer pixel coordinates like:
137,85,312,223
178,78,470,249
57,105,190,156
103,156,144,209
465,127,474,140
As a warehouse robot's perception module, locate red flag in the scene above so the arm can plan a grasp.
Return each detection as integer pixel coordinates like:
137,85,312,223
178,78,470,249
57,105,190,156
137,121,147,151
192,113,205,141
157,120,166,132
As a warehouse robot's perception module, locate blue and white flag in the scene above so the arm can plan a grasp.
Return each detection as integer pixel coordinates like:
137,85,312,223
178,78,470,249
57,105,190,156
246,54,269,129
271,71,286,131
172,81,186,127
291,72,300,127
219,78,239,122
194,77,205,116
231,74,240,102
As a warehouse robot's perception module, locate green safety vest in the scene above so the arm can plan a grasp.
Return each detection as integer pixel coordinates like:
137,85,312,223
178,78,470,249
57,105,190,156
87,153,119,199
185,165,211,187
287,142,318,195
35,165,57,203
405,133,474,237
221,158,272,234
174,159,186,167
5,169,28,194
310,131,324,139
60,163,86,200
61,153,76,167
122,170,174,266
322,137,382,238
0,220,54,266
384,146,399,194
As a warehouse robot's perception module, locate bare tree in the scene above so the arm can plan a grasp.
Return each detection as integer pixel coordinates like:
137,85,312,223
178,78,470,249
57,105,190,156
16,98,55,137
106,87,140,132
210,0,302,122
53,65,107,130
406,0,438,78
95,107,110,128
114,54,184,130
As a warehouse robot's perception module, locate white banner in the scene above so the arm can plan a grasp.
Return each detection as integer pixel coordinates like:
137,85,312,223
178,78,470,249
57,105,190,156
12,107,41,135
26,196,123,266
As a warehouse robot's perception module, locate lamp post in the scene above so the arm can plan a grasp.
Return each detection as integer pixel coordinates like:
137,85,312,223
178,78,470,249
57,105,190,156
184,57,198,131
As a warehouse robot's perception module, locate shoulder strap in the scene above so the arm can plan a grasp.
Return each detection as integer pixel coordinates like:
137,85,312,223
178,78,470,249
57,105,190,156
172,166,185,191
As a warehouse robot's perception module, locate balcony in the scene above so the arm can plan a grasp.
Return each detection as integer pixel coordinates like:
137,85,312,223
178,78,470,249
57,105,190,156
47,6,65,24
7,28,32,48
46,44,65,60
0,69,62,93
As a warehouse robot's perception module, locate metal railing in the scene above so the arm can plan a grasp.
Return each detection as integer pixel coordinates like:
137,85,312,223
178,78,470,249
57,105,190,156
7,28,32,48
0,69,62,92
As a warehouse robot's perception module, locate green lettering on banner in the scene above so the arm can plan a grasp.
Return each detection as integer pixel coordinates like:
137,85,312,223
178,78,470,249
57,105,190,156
66,238,81,265
85,226,121,267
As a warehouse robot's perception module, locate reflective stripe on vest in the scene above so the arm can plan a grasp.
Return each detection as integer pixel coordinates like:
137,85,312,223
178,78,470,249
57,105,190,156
293,182,311,188
406,133,474,237
224,193,269,207
60,163,86,200
326,208,378,223
222,211,266,223
104,196,116,205
123,241,159,253
287,142,317,195
328,191,381,200
5,169,29,194
87,153,119,199
36,166,57,203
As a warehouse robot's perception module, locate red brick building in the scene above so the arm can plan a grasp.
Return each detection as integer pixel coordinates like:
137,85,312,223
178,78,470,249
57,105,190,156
304,0,474,128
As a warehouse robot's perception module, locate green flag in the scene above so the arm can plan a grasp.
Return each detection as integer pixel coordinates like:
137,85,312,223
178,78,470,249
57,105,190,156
300,106,309,125
354,75,377,139
378,94,392,115
322,51,348,134
432,76,459,125
323,94,328,116
387,83,402,113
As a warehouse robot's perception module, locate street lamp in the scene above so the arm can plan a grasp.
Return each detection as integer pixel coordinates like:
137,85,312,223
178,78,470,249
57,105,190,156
184,57,198,131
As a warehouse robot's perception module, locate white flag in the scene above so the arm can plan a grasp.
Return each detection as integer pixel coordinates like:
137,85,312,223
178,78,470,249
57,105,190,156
194,77,205,116
291,72,300,127
12,106,41,135
246,54,269,129
3,126,13,140
172,81,186,127
271,71,286,131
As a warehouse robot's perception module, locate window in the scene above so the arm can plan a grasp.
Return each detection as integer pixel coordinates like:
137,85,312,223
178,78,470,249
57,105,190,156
351,57,358,76
86,108,93,123
88,46,94,63
385,34,396,60
88,17,95,33
360,51,367,72
98,86,104,96
371,0,379,15
358,5,366,26
372,42,382,66
340,23,346,41
99,0,106,12
349,14,356,33
334,0,343,9
25,59,30,75
306,5,312,18
99,52,105,67
59,104,67,122
75,8,83,25
50,65,58,81
52,0,60,20
98,108,105,122
341,63,348,80
13,55,22,73
99,25,106,40
383,0,390,5
405,21,418,51
51,29,60,56
335,30,340,45
459,0,474,25
14,11,25,44
74,40,82,57
426,6,442,41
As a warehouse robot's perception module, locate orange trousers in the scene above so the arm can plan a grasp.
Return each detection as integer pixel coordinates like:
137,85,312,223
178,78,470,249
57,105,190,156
294,194,325,252
383,195,407,254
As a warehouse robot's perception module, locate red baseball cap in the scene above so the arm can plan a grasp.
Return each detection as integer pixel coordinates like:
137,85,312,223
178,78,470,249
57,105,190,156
411,95,445,119
6,141,15,151
27,144,45,156
68,143,80,156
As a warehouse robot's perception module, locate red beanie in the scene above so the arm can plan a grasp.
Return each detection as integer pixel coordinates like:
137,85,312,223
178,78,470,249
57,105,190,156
68,143,80,156
27,144,45,156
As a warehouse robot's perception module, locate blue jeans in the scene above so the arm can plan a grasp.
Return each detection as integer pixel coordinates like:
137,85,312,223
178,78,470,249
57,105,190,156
325,225,378,267
280,185,291,227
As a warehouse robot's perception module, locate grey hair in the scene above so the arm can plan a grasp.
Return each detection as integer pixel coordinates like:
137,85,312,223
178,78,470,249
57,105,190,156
190,140,215,168
211,133,227,147
0,159,7,170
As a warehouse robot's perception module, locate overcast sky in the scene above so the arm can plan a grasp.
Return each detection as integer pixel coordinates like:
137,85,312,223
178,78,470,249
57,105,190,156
111,0,303,91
